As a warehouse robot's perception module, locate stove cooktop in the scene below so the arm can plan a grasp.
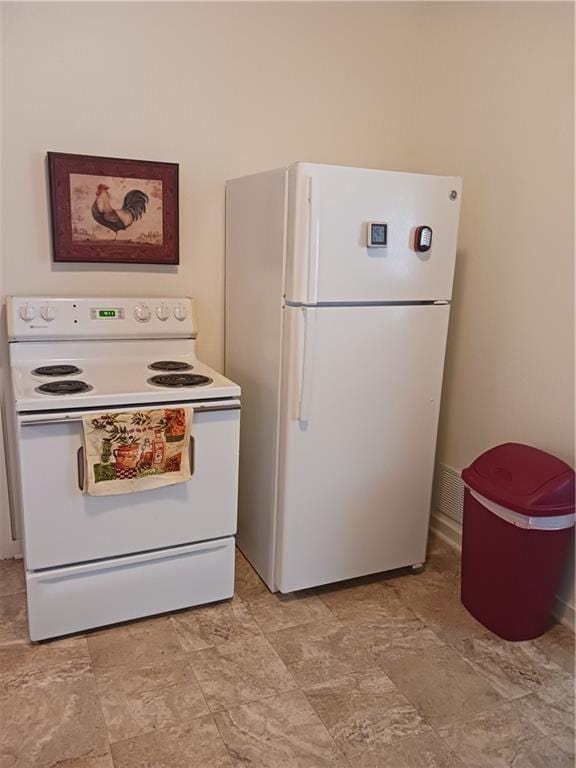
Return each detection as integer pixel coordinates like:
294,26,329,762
10,338,240,412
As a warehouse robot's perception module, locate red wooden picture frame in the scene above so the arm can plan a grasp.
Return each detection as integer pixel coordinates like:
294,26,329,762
48,152,179,264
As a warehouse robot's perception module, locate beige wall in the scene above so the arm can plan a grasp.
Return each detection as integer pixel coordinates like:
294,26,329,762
409,2,575,615
1,2,574,614
0,6,14,557
412,2,574,469
1,1,427,368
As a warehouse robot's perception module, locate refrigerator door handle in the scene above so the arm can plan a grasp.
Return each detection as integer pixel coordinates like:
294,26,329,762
298,306,316,423
306,176,320,304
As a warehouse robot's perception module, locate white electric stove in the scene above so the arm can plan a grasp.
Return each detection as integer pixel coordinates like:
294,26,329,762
6,296,241,640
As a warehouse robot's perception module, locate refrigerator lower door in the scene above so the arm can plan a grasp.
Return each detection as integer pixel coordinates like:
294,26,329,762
275,303,450,592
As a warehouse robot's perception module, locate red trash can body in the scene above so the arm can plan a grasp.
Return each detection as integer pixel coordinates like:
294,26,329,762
461,442,575,641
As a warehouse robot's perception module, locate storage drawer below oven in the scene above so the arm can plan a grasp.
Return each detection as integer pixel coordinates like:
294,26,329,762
26,537,235,641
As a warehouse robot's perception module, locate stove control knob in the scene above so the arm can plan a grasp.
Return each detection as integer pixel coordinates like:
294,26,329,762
19,304,36,322
156,303,170,321
134,304,151,323
174,303,188,321
40,304,56,322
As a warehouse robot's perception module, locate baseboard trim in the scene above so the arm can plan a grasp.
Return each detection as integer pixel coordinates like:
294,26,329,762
430,510,462,551
430,509,575,632
551,593,575,629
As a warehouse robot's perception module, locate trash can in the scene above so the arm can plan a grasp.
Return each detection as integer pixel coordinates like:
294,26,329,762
461,442,575,641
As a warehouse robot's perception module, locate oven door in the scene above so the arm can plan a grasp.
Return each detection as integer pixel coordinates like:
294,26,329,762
18,400,240,570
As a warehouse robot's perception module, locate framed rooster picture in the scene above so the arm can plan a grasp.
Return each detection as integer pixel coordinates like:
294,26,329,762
47,152,179,264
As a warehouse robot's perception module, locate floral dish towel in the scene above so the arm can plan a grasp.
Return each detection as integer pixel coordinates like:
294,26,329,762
82,408,193,496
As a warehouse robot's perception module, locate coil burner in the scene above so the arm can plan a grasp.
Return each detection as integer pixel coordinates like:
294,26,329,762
148,361,193,372
32,365,82,377
36,380,93,396
147,374,212,388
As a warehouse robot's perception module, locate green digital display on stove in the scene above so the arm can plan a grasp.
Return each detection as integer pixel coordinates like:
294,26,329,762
99,310,116,318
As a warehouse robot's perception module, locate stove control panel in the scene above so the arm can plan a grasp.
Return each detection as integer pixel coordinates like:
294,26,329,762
7,297,197,340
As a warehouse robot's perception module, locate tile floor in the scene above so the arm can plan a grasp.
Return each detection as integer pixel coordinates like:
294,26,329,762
0,536,574,768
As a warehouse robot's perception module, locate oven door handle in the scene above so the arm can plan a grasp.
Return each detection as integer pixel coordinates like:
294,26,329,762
188,436,195,476
77,447,85,492
19,402,241,427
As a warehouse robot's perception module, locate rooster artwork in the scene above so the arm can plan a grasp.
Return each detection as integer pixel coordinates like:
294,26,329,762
68,172,163,246
48,152,178,263
91,185,149,240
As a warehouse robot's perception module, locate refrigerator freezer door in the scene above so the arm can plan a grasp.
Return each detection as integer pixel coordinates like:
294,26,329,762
285,163,462,304
275,304,450,592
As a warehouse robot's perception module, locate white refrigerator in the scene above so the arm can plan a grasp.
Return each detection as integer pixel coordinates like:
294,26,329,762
225,162,462,592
